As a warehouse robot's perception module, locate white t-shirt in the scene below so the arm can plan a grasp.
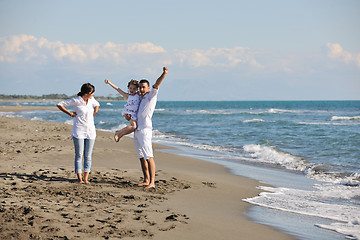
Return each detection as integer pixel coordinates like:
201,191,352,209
57,96,100,139
136,87,158,130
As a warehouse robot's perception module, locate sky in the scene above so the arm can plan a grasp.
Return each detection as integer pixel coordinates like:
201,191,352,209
0,0,359,101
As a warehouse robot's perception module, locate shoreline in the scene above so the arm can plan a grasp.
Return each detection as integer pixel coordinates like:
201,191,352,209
0,106,296,239
0,98,124,102
0,105,58,112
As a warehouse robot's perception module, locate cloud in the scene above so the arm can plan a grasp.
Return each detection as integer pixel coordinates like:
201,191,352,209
0,34,265,71
2,35,360,74
0,35,359,100
0,34,166,65
174,47,263,69
325,43,360,67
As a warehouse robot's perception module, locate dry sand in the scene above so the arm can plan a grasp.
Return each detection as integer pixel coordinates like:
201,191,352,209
0,105,296,239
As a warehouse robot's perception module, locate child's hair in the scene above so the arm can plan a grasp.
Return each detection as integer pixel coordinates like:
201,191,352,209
127,79,139,88
78,83,95,96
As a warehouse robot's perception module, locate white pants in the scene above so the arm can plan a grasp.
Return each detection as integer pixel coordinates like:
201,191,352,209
133,128,153,160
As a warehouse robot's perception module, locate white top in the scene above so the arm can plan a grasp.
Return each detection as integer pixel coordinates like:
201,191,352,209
122,94,141,120
136,87,158,130
58,96,100,139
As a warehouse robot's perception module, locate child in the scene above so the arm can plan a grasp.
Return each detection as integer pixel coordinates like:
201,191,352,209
105,79,140,142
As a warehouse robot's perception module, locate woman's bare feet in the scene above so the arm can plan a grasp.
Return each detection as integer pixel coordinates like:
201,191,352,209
77,173,83,183
83,172,90,184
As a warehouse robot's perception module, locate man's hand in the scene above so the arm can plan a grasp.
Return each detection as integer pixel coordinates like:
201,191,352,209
163,67,168,74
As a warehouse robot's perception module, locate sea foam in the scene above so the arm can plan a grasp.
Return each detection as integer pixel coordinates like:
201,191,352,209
243,118,265,123
244,185,360,240
331,116,360,121
243,144,307,171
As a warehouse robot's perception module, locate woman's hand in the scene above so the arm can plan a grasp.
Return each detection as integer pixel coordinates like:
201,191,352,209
57,105,77,118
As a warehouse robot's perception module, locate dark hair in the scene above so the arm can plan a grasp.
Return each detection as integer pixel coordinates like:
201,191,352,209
139,79,150,87
77,83,95,97
127,79,139,88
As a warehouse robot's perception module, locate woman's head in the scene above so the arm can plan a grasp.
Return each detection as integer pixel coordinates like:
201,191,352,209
78,83,95,97
128,79,139,95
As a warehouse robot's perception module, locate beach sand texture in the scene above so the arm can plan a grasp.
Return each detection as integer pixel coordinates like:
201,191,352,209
0,108,296,239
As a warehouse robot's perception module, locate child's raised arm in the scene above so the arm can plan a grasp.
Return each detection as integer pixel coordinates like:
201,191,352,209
104,79,128,99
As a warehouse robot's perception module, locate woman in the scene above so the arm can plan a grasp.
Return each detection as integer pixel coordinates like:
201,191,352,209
57,83,100,184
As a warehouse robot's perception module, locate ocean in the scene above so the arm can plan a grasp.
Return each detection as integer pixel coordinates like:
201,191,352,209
1,100,359,240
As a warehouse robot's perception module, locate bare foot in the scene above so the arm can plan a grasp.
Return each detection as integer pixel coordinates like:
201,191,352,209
144,183,155,189
84,181,90,184
77,173,84,184
138,182,149,187
114,131,120,142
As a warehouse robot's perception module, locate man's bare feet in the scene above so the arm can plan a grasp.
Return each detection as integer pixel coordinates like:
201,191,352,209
144,183,155,189
138,182,149,187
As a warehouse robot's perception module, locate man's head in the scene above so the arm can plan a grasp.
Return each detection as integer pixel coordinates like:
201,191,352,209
139,79,150,95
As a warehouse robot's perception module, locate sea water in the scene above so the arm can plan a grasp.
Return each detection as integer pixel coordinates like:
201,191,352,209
1,100,359,239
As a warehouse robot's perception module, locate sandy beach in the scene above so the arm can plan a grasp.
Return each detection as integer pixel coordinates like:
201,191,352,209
0,106,296,240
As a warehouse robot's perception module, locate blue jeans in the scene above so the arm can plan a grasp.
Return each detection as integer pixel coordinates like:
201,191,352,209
72,137,95,174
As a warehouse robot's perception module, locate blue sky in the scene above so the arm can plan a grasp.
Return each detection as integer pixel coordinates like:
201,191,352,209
0,0,359,100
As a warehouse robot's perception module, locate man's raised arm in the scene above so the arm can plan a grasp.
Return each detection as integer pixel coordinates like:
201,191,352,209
153,67,168,89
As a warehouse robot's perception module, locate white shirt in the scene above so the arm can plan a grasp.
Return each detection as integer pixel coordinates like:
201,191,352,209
137,87,158,130
58,96,100,139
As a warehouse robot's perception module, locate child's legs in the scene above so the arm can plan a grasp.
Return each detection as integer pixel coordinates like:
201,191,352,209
129,119,137,130
114,119,137,142
72,137,84,174
83,138,95,173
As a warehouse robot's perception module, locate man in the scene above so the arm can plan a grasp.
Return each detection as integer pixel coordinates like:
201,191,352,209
126,67,168,189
